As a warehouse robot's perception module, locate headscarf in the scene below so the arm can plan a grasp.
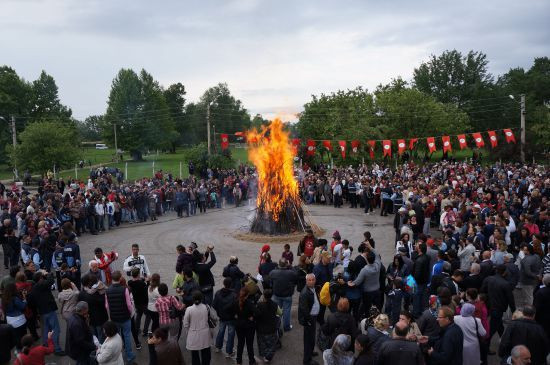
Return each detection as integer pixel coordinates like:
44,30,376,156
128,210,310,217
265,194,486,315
461,302,475,317
324,334,354,365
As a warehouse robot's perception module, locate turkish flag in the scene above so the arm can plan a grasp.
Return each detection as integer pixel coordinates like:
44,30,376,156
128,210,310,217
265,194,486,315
291,138,301,154
397,139,406,155
367,140,376,159
351,140,360,154
488,131,497,148
503,129,516,143
457,134,467,150
409,138,418,150
442,136,452,153
306,139,316,156
382,140,391,157
338,141,346,159
221,134,229,150
472,132,484,148
322,140,332,151
427,137,436,153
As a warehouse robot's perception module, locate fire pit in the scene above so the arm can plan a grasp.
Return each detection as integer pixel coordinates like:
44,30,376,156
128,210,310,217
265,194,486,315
246,119,308,235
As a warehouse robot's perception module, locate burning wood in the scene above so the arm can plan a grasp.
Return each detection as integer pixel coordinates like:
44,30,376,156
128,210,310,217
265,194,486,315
247,119,305,235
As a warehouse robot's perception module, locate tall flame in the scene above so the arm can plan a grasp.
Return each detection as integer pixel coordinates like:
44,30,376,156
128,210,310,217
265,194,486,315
247,119,299,222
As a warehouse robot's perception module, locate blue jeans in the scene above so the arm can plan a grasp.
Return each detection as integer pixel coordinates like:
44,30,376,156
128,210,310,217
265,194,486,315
413,283,428,318
115,319,135,362
42,311,62,352
273,295,292,330
215,320,236,354
190,200,196,215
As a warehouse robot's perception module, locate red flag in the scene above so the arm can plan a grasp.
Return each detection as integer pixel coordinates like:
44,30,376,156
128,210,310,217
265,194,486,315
322,140,332,151
442,136,452,153
306,139,316,156
427,137,436,153
457,134,467,150
382,140,391,157
338,141,346,159
351,140,360,154
291,138,300,154
397,139,406,155
487,131,497,148
367,140,376,159
409,138,418,150
503,129,516,143
472,132,484,148
220,134,229,150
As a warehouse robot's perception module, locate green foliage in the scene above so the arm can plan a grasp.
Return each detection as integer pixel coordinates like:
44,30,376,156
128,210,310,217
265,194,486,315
77,115,103,141
103,69,177,160
29,70,73,123
12,120,80,174
182,142,235,173
163,83,187,151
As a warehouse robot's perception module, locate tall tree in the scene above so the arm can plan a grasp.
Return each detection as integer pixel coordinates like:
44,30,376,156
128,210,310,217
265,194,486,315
163,82,187,152
29,70,72,123
77,115,103,141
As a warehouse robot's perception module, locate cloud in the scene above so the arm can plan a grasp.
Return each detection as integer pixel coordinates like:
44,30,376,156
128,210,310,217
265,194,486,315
0,0,548,120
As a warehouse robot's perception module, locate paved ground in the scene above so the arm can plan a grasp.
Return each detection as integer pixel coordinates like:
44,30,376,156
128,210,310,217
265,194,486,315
1,203,502,364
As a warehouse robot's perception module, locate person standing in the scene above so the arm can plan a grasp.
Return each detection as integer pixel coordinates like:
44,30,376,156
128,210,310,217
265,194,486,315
350,244,382,316
67,301,96,365
377,321,424,365
123,244,150,279
412,243,431,318
312,252,333,324
424,306,464,365
147,327,185,365
518,244,542,309
534,274,550,339
1,282,27,351
155,283,184,338
79,274,109,344
269,258,298,332
0,323,15,365
14,331,55,365
105,271,136,364
95,321,124,365
194,245,216,305
254,289,280,363
213,278,238,357
298,273,320,365
183,291,212,365
453,303,486,365
235,287,257,365
128,268,148,341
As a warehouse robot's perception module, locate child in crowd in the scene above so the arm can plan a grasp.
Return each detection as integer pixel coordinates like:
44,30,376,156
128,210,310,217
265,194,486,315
282,244,293,265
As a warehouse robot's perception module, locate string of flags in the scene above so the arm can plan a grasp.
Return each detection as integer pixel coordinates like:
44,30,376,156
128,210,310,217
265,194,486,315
219,128,517,158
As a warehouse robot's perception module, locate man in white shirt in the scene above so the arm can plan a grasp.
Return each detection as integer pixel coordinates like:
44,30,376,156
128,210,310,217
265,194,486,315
299,274,320,365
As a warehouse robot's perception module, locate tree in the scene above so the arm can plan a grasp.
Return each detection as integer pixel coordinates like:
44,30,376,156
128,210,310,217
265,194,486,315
413,50,493,105
251,114,270,130
29,70,72,123
12,120,80,174
77,115,103,141
103,68,178,160
163,82,186,152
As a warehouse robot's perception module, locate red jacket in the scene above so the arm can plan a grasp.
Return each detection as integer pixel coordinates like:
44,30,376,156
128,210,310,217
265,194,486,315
14,338,54,365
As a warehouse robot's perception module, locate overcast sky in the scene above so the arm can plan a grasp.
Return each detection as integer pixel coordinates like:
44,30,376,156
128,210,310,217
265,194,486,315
1,0,549,122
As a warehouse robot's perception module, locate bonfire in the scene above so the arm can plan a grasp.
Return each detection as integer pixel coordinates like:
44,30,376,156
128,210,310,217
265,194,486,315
247,119,305,235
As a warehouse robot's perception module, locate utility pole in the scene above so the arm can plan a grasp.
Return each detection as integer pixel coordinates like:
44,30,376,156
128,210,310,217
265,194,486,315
206,103,211,155
113,123,118,162
10,116,18,180
213,124,216,153
520,94,526,163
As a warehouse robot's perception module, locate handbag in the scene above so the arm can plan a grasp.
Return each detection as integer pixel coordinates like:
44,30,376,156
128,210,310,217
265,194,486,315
206,304,218,328
473,316,485,344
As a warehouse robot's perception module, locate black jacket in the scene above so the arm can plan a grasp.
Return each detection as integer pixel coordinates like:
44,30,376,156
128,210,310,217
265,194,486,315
223,263,245,291
212,287,237,322
534,286,550,339
498,318,550,365
254,299,279,334
430,323,463,365
27,274,58,315
480,274,516,312
417,309,439,338
479,260,495,281
269,267,298,297
235,296,256,329
412,253,430,285
298,286,318,326
377,338,424,365
195,252,216,289
78,290,108,327
294,264,313,293
0,324,14,364
67,313,96,360
366,327,390,354
460,273,483,291
354,351,376,365
322,311,357,351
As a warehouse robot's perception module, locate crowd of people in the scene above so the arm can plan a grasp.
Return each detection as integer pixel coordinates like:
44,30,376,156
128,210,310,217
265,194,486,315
0,159,548,365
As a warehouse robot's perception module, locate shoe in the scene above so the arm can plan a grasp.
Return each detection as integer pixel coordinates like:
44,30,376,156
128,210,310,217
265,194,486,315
136,343,142,350
214,347,220,353
263,357,271,363
225,352,235,358
142,332,149,337
54,351,66,356
284,325,293,332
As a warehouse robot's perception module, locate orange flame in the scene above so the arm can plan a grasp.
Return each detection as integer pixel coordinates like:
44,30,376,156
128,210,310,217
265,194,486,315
247,119,300,222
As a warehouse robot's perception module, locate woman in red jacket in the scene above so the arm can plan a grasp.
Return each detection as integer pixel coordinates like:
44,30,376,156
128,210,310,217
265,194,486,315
14,331,54,365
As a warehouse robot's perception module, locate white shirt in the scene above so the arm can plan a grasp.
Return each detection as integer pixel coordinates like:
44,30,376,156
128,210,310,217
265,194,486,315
310,287,320,316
